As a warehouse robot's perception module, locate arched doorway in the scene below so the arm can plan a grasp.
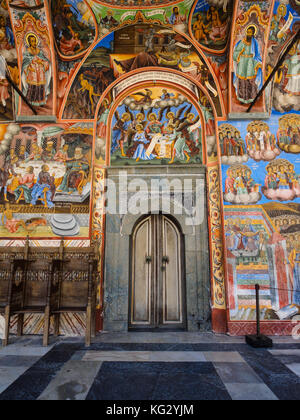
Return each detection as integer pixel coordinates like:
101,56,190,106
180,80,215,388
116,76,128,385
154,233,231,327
129,214,187,331
94,74,227,333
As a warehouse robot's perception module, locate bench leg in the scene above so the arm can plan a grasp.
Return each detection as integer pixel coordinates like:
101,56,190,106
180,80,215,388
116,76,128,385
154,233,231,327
54,314,60,337
43,306,50,347
3,306,10,347
85,305,92,347
17,314,24,337
91,308,96,338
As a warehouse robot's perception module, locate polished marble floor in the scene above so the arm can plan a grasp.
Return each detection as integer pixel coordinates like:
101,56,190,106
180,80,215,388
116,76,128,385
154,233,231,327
0,333,299,400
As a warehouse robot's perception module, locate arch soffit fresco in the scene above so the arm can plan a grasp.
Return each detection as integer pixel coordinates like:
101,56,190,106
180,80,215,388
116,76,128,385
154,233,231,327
58,21,226,120
188,0,234,55
88,67,220,124
50,0,99,61
92,0,185,9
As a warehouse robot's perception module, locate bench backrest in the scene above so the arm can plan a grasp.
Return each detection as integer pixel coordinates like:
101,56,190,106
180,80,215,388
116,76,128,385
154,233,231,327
0,260,13,306
24,259,52,309
58,259,97,310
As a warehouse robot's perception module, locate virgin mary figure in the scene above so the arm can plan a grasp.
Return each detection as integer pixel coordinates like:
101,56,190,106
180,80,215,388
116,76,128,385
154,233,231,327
21,32,51,107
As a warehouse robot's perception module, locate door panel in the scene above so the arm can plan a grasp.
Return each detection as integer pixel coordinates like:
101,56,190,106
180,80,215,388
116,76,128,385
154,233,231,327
130,215,186,331
131,216,152,325
161,217,182,324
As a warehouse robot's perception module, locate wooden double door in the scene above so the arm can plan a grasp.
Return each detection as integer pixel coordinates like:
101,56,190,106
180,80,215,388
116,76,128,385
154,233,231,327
129,215,186,331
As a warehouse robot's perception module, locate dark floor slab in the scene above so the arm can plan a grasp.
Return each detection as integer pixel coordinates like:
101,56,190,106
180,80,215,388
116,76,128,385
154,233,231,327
0,370,58,400
262,373,300,401
86,362,231,401
152,373,231,400
86,363,158,401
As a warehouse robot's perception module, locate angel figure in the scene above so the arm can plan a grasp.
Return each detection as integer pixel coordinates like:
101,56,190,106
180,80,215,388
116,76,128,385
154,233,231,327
131,89,153,106
169,105,201,164
126,108,148,147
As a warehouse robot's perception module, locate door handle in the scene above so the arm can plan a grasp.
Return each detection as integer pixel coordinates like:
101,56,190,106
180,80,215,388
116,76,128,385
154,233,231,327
145,256,152,264
161,256,169,271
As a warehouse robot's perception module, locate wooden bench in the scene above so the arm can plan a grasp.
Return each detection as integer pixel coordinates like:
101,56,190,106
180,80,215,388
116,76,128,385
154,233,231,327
0,240,99,347
44,254,98,347
0,258,14,347
1,258,54,347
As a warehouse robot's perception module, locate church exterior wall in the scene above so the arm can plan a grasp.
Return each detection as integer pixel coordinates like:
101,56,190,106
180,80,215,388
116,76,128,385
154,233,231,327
0,0,299,338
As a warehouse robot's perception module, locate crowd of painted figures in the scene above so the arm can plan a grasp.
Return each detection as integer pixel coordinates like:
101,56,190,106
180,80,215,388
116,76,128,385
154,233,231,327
220,117,300,162
192,4,231,48
278,114,300,154
245,121,281,162
263,159,300,201
224,159,300,204
219,125,247,157
225,165,258,197
225,218,269,259
0,136,91,216
111,95,202,164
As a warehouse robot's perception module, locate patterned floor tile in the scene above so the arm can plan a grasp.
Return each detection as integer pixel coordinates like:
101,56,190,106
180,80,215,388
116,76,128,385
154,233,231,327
0,336,299,400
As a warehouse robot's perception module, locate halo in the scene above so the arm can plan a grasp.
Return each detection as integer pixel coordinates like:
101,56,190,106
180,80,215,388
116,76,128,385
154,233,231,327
26,32,39,47
277,4,287,16
122,112,131,120
148,112,157,121
246,24,258,36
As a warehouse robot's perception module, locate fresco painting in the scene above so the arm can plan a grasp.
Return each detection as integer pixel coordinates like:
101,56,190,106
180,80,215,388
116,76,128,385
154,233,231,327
0,0,299,338
51,0,97,59
0,1,17,121
220,111,300,322
191,0,233,51
229,1,274,115
8,1,44,9
63,24,222,120
110,86,202,166
9,2,56,117
267,0,300,113
90,1,193,37
0,122,92,238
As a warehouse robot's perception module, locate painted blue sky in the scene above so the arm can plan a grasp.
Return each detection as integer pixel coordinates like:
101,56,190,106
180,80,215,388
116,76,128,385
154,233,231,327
65,0,84,22
194,0,211,13
95,33,114,51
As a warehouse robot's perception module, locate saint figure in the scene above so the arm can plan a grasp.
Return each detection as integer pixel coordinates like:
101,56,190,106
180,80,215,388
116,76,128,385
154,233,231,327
233,26,263,104
22,33,51,107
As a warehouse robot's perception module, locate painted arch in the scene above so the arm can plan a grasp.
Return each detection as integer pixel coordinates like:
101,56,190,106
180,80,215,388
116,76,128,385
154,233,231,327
91,73,227,312
60,22,226,120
